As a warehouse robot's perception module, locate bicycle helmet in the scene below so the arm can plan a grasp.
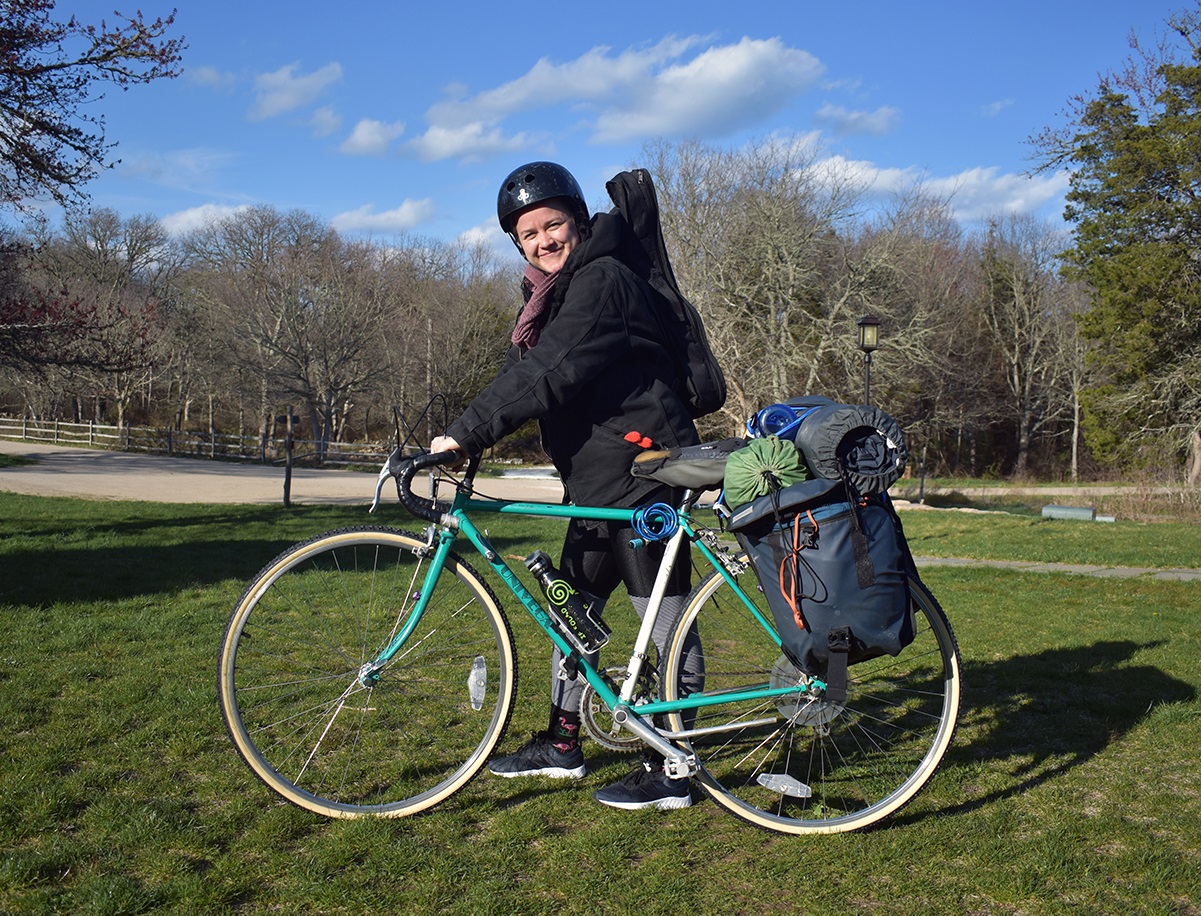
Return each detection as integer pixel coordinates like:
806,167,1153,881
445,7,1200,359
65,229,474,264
497,161,588,240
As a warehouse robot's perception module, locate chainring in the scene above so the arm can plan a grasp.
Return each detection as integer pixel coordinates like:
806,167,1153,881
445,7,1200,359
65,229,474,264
579,666,657,753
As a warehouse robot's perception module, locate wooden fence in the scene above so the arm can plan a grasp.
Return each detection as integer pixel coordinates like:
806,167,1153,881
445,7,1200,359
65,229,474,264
0,415,392,469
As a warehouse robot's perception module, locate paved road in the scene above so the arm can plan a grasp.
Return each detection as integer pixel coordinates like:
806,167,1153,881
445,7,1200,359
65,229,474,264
0,439,565,506
912,556,1201,582
3,439,1199,581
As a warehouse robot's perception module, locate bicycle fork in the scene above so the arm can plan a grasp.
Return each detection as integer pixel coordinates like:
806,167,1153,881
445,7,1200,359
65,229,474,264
356,525,456,684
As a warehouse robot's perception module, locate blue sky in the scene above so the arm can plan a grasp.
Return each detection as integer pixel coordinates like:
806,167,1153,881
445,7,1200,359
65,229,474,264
42,1,1181,255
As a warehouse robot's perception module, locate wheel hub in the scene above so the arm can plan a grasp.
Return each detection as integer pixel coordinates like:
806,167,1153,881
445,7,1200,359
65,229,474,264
769,655,844,727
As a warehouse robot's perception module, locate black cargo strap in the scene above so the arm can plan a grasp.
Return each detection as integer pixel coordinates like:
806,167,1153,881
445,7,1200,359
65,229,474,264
825,627,851,705
842,475,877,590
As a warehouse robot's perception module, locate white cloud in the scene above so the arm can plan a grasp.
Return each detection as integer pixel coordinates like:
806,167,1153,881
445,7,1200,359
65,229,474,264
189,65,237,90
457,221,521,262
817,154,915,192
592,37,825,142
115,147,238,190
811,155,1072,222
426,36,700,128
331,199,437,234
407,123,532,162
160,203,250,236
813,103,901,137
249,62,343,120
309,106,342,138
925,167,1070,221
407,36,822,160
981,99,1015,118
758,128,825,159
339,118,406,156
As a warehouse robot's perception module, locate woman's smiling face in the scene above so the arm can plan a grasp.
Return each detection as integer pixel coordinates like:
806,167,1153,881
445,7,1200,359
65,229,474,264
514,201,580,273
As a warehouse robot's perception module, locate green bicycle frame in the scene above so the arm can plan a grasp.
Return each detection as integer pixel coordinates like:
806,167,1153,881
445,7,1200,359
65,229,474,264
369,481,813,758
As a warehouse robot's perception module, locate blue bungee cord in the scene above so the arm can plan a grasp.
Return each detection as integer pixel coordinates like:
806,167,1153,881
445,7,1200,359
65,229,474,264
629,502,679,547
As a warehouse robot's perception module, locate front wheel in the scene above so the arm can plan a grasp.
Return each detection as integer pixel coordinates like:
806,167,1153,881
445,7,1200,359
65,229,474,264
662,563,960,834
218,526,517,818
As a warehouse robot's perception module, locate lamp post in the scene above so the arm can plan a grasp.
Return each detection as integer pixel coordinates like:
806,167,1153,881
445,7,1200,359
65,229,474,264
857,315,880,405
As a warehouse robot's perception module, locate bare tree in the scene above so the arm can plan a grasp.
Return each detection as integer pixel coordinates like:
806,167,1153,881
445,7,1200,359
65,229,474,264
0,1,184,209
423,240,513,415
268,236,394,455
13,208,176,425
975,213,1080,476
848,190,987,474
179,206,329,450
368,237,514,444
646,138,872,430
645,139,972,447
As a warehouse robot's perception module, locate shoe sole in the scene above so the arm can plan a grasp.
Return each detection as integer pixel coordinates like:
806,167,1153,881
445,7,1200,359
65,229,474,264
489,765,586,779
592,793,693,811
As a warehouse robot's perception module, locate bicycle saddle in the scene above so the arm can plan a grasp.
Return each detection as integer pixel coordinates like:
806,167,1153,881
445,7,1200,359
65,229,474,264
629,437,746,490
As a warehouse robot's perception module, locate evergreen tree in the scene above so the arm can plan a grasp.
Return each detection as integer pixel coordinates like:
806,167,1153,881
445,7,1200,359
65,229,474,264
1036,6,1201,482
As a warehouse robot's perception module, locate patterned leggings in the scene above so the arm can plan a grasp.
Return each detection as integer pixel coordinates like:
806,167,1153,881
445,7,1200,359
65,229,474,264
549,513,706,711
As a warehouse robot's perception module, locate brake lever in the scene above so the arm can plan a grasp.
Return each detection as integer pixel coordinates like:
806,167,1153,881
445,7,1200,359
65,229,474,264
369,460,392,513
370,447,412,513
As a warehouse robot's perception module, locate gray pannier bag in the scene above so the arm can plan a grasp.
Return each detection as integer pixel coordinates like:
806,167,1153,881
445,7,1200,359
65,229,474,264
728,398,917,700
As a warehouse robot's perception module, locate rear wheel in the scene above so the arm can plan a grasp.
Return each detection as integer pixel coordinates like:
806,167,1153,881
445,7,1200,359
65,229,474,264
662,563,960,834
218,527,516,818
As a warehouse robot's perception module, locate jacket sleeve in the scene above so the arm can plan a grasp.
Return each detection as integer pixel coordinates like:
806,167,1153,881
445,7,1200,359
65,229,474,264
446,260,635,454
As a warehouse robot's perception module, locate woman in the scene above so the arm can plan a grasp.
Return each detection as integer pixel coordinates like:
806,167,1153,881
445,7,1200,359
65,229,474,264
431,161,705,810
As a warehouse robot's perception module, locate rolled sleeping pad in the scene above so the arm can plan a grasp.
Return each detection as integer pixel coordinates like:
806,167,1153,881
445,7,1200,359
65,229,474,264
785,399,909,494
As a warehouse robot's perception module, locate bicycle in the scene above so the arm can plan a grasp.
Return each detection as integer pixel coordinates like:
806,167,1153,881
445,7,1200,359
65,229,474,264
217,446,961,835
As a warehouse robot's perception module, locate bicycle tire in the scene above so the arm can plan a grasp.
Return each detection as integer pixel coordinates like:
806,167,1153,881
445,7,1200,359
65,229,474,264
662,562,960,834
218,526,517,818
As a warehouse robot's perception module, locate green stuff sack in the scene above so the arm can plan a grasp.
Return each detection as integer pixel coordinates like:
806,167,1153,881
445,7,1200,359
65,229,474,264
722,435,810,509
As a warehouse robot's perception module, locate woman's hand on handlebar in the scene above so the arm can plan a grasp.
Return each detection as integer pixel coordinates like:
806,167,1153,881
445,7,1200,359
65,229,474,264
430,435,467,470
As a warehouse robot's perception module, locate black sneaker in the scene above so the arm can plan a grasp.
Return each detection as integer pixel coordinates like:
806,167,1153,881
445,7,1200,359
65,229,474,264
488,732,586,779
592,759,692,810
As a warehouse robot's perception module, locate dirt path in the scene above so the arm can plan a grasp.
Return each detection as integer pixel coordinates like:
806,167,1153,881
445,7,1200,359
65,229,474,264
0,440,565,506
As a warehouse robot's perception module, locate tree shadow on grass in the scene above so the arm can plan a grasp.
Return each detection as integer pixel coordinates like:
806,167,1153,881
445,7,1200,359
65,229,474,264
894,638,1196,825
0,503,551,607
2,506,346,605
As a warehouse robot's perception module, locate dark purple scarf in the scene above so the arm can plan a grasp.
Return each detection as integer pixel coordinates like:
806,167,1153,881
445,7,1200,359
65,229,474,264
511,264,560,350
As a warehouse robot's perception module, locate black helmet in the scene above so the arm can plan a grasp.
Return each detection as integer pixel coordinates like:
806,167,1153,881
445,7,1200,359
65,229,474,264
497,161,588,234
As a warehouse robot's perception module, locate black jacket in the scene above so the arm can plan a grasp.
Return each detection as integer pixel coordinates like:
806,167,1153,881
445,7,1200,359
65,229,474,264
447,212,700,507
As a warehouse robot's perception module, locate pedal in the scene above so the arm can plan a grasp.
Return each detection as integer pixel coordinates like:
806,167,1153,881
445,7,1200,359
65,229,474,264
662,752,697,780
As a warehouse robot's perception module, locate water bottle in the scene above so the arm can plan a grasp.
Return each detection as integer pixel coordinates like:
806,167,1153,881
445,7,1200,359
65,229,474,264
467,655,487,711
524,550,611,654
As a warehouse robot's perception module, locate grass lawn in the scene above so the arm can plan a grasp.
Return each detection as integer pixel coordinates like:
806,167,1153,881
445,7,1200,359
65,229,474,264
0,491,1198,914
